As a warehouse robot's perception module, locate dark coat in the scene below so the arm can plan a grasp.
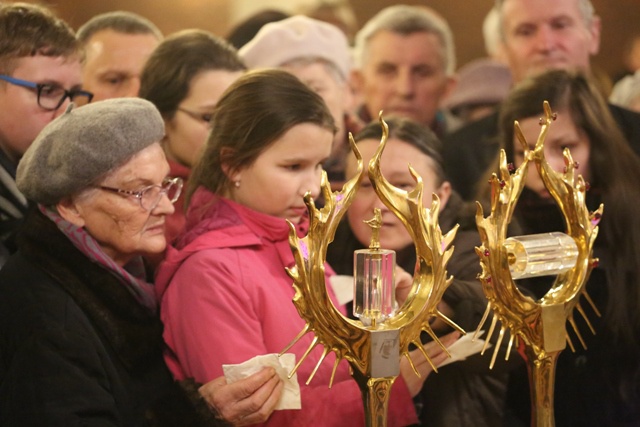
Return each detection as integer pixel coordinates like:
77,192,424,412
0,148,27,260
443,104,640,201
503,188,640,427
0,208,223,427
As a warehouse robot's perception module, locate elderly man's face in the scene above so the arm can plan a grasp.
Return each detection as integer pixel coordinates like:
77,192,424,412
60,143,174,266
0,54,82,164
501,0,601,83
354,30,455,127
82,29,159,101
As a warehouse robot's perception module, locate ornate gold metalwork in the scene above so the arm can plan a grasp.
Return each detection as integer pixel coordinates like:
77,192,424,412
282,114,464,427
475,101,603,426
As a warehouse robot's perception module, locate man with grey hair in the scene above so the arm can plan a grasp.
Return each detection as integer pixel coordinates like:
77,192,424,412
352,5,459,137
495,0,600,84
77,11,162,101
443,0,640,201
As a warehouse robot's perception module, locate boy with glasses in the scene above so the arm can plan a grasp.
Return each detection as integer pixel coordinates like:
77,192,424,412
0,3,86,261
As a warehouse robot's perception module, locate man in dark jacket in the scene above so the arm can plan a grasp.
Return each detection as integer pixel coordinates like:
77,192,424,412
443,0,640,201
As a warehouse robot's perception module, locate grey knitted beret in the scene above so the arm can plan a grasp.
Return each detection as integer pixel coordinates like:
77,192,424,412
17,98,165,205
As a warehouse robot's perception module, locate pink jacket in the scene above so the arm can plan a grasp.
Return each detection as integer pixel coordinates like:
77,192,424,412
155,188,417,426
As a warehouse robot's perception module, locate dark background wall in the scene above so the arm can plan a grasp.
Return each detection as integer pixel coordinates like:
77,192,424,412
18,0,640,81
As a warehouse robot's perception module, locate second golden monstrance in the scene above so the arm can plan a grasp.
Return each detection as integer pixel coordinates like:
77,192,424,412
474,102,603,426
282,115,464,427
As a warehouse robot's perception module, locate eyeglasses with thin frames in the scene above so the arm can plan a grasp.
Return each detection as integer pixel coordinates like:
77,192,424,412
0,74,94,111
177,107,213,127
98,177,183,211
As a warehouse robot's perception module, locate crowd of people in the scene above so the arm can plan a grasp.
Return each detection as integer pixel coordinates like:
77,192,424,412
0,0,639,426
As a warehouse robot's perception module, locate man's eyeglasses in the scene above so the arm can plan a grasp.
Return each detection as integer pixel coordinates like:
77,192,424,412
0,75,94,111
177,107,213,127
98,177,183,211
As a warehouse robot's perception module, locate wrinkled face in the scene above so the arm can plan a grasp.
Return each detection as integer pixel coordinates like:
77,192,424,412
0,55,82,164
346,138,450,250
501,0,600,82
228,123,333,224
514,111,591,198
164,69,243,168
282,61,351,148
59,143,174,266
355,30,454,127
82,29,159,101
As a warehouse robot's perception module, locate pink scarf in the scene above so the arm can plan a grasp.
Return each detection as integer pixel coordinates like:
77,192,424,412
40,205,157,312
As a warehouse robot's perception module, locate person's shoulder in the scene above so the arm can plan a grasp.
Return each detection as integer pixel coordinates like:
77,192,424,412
0,253,86,335
443,112,499,148
607,103,640,155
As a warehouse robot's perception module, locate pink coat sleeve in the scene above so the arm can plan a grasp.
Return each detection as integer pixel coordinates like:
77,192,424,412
159,249,418,427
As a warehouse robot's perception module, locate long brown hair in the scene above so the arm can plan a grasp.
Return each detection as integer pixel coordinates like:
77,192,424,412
187,69,336,203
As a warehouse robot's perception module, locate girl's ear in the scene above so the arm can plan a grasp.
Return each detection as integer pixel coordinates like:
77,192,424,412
219,147,240,182
56,197,86,227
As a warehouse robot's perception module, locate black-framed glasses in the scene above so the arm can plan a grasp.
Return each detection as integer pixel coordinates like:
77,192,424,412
177,107,213,127
98,177,183,211
0,74,94,111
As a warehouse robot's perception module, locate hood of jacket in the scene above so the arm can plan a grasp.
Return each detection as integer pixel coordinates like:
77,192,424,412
155,187,308,301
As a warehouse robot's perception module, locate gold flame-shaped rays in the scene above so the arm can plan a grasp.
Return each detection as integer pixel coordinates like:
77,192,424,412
474,101,603,426
282,114,464,390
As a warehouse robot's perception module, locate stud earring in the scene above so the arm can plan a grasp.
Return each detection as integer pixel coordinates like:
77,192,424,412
234,180,240,188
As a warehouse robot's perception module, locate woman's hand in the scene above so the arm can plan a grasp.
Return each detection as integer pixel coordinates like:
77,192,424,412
394,266,414,307
199,367,283,426
399,330,460,397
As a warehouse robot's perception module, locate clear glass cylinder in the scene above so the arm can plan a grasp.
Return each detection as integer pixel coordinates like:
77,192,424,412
503,232,578,280
353,248,396,327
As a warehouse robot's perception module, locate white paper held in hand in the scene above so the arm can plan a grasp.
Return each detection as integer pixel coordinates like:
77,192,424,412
222,353,301,410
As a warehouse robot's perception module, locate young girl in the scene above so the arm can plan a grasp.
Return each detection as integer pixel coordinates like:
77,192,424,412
496,69,640,426
155,70,437,426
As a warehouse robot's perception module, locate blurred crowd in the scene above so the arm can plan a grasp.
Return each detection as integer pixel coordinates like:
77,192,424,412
0,1,639,426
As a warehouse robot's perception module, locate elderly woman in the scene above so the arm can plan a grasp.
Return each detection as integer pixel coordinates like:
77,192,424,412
0,98,282,426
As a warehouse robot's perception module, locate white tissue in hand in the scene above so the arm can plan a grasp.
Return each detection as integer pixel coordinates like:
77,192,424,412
439,329,490,367
222,353,301,410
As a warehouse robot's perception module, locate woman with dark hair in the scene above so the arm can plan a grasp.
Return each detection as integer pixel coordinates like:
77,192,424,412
495,69,640,426
139,29,245,243
155,70,440,426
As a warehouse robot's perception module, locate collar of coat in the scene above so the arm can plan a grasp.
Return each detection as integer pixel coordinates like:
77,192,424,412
17,208,164,371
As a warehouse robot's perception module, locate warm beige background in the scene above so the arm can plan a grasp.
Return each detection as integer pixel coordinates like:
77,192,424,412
16,0,640,80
